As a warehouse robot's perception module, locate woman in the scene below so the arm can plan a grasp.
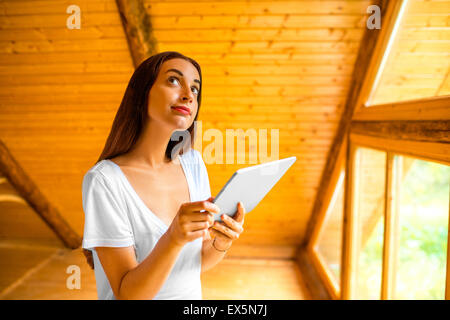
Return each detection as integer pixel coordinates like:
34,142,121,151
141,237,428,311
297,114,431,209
81,51,245,300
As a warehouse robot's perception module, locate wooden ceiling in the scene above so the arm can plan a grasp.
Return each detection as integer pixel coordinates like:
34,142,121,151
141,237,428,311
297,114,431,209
0,0,446,255
141,0,374,248
0,0,135,244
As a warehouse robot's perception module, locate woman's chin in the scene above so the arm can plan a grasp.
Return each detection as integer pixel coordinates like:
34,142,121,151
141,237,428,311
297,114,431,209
168,119,191,132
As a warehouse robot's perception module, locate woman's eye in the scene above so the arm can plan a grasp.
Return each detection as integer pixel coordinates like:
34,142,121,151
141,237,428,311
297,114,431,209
169,77,199,94
169,77,179,85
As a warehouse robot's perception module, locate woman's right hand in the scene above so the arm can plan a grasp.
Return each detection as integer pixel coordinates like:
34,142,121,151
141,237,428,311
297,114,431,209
167,199,220,247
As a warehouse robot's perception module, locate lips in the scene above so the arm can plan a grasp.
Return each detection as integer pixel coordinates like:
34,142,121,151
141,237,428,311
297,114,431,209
171,106,191,115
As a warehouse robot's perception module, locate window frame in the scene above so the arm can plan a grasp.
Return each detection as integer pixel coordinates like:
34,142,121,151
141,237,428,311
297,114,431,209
305,0,450,300
352,95,450,121
341,133,450,299
307,143,346,299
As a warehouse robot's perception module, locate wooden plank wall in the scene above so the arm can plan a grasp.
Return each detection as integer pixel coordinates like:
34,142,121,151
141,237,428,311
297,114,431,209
370,0,450,104
0,0,134,237
143,0,373,249
0,0,375,254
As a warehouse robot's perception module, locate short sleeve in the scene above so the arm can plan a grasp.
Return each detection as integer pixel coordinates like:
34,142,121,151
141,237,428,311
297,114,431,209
81,171,134,251
193,149,211,200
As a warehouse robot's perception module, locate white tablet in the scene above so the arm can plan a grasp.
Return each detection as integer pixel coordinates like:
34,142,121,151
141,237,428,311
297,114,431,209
212,156,297,221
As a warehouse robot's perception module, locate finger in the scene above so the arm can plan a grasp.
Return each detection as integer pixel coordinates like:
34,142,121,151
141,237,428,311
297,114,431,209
234,202,245,223
206,196,215,202
188,211,215,224
184,200,220,214
187,228,209,240
209,228,231,241
212,222,240,240
187,221,212,231
221,214,244,234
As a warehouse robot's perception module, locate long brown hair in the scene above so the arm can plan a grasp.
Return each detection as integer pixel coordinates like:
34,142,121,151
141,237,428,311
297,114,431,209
83,51,202,270
96,51,202,164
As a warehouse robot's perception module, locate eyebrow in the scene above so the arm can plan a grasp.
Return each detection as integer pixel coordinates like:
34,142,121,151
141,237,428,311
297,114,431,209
165,68,200,85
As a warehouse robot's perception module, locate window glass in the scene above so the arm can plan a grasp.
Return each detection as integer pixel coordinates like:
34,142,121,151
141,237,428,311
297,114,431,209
316,171,345,289
353,147,386,299
368,0,450,105
392,155,449,299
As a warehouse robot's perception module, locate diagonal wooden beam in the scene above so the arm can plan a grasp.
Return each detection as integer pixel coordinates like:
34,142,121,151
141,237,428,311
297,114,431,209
303,0,406,246
351,120,450,143
0,140,81,249
115,0,158,67
296,247,332,300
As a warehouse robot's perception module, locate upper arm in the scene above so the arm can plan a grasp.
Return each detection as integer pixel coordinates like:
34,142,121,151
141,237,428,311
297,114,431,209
95,246,138,299
82,172,138,298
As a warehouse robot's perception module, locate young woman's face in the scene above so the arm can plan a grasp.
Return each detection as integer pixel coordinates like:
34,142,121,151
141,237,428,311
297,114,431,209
147,58,200,131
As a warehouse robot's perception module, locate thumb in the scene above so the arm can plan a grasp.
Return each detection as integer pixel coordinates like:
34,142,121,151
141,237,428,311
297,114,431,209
206,196,215,202
235,202,245,223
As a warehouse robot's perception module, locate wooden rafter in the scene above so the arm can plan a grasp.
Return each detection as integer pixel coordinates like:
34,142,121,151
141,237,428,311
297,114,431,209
351,120,450,143
0,140,81,249
115,0,158,67
296,247,331,300
352,95,450,121
303,0,402,246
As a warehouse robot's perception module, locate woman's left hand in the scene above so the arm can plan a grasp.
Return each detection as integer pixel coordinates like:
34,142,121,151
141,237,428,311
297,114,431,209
209,201,245,251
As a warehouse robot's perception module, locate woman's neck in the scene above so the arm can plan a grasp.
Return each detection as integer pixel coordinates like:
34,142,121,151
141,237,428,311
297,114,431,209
125,120,174,170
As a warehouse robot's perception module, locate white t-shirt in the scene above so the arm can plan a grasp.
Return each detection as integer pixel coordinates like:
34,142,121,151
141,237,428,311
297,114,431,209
81,148,211,300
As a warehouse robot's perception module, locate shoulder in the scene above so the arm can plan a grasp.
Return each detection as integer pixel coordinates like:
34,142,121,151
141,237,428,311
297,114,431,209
181,149,210,199
180,148,208,177
82,160,119,193
180,148,209,181
180,148,203,166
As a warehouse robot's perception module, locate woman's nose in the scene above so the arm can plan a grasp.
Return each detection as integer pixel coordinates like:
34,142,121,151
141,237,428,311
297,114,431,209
181,87,194,102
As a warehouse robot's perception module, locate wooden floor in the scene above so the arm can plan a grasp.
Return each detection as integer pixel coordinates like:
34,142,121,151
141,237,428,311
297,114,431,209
201,257,310,300
0,245,310,300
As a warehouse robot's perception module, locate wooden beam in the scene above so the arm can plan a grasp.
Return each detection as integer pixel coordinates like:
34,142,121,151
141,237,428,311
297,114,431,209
296,246,332,300
303,0,401,245
351,120,450,143
352,95,450,121
350,133,450,165
115,0,158,67
341,140,358,299
0,140,81,249
381,153,396,299
309,247,341,299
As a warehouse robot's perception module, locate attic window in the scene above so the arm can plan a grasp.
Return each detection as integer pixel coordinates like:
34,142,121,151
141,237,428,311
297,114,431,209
342,138,450,300
367,0,449,105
